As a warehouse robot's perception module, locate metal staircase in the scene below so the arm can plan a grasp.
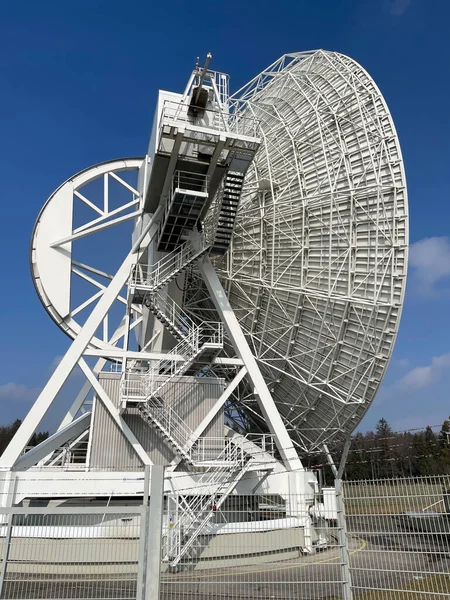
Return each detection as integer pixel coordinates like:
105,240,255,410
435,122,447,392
142,321,220,400
130,236,210,302
145,293,223,373
144,292,196,343
121,313,222,401
208,171,245,255
121,295,223,462
167,442,252,569
138,396,195,464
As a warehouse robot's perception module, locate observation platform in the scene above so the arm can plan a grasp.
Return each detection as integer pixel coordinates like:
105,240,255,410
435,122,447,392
143,99,260,241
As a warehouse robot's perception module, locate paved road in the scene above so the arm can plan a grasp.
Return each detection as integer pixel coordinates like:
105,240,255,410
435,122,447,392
160,516,450,599
2,516,449,599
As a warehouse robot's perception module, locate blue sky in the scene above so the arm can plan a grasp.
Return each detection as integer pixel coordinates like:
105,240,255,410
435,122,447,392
1,0,450,434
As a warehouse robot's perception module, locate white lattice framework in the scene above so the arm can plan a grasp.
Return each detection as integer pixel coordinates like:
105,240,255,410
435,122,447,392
0,50,408,478
187,50,408,453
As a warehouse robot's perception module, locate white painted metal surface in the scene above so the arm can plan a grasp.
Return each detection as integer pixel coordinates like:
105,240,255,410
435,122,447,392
31,158,144,349
204,51,408,453
0,52,407,573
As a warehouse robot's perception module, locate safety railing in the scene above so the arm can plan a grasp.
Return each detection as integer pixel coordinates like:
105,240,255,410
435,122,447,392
166,440,252,563
142,330,199,396
160,100,260,138
203,170,245,251
172,170,208,193
197,320,224,348
144,293,197,341
140,398,194,453
131,233,209,294
122,324,223,402
189,437,246,466
47,441,90,467
246,433,278,459
121,297,222,406
155,169,209,251
121,374,146,399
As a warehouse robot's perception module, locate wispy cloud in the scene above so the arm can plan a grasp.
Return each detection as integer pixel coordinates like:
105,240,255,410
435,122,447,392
397,353,450,390
397,358,410,368
409,236,450,296
378,352,450,403
50,355,63,373
0,382,39,402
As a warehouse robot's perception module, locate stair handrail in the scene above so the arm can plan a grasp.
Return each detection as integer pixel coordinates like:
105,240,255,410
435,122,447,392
203,170,244,248
130,236,207,291
203,179,224,246
146,294,197,343
168,441,245,537
140,398,194,451
198,321,224,348
142,328,199,397
172,464,252,563
167,440,251,560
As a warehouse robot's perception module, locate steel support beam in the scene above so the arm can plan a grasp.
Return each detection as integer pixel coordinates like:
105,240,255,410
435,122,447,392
167,367,248,470
78,359,152,467
83,349,184,360
0,209,161,469
13,412,91,471
59,316,143,430
198,257,303,472
187,367,247,447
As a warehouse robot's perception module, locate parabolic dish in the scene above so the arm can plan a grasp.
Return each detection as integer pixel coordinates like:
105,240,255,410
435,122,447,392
213,50,408,452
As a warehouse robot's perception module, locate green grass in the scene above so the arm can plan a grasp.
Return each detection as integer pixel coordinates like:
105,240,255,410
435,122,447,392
353,573,450,599
343,480,450,515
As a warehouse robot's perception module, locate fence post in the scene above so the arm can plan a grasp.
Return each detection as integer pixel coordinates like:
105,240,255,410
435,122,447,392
0,473,17,598
335,477,353,600
137,465,151,600
145,465,165,600
323,441,353,600
0,513,13,598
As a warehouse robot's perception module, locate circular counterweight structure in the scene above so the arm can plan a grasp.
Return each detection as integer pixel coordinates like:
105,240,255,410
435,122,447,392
207,51,408,453
30,158,143,352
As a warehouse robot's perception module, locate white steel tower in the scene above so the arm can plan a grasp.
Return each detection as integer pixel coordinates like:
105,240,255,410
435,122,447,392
0,51,408,568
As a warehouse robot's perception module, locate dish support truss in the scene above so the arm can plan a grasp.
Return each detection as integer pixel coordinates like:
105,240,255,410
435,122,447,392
210,50,408,453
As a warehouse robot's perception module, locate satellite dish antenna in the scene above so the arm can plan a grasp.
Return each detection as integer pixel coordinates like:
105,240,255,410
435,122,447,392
1,50,407,567
212,50,409,453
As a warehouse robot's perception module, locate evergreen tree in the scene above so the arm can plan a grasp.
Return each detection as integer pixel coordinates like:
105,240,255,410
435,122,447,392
438,418,450,474
374,418,396,478
0,420,49,456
